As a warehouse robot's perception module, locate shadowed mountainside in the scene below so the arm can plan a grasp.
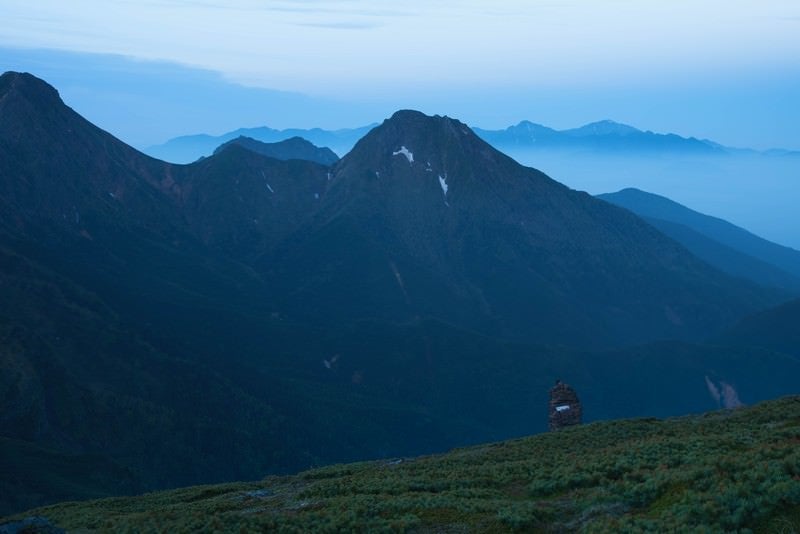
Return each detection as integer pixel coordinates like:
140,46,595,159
264,110,779,347
720,297,800,358
1,72,797,515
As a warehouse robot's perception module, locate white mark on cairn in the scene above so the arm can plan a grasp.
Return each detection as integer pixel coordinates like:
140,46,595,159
392,146,414,163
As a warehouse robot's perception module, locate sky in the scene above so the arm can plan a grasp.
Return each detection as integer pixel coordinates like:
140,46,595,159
1,1,799,150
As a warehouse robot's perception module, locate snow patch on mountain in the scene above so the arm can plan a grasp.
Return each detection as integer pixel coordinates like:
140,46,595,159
438,174,448,196
392,146,414,163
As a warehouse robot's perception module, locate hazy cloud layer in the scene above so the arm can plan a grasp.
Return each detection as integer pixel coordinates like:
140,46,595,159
2,1,798,96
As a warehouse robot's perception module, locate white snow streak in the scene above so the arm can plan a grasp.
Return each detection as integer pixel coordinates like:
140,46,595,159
261,170,274,193
392,146,414,163
438,174,448,196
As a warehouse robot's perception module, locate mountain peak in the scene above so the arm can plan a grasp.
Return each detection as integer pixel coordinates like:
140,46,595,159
388,109,429,121
337,109,504,180
509,120,557,135
515,119,548,128
383,109,466,132
566,120,641,137
0,71,62,107
212,135,339,165
607,187,681,207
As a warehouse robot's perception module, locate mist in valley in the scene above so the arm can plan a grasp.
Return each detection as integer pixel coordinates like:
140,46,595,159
504,148,800,250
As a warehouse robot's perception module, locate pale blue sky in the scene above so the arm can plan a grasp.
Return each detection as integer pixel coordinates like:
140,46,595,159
1,1,799,149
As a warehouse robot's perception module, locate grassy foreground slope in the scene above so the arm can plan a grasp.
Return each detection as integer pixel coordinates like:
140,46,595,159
4,397,800,533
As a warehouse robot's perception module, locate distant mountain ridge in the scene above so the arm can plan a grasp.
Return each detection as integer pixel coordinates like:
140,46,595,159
597,188,800,293
473,119,721,154
145,117,799,164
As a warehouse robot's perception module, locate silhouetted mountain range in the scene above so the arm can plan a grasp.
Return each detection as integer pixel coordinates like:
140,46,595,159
1,72,798,515
473,119,721,154
598,188,800,293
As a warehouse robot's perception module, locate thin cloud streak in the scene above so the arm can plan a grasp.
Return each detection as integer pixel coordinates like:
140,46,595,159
2,0,797,99
292,21,382,30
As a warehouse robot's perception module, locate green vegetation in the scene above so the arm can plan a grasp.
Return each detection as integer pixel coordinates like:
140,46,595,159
5,396,799,533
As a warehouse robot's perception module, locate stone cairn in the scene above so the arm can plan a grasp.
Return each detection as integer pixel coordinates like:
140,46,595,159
548,380,582,431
